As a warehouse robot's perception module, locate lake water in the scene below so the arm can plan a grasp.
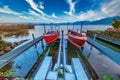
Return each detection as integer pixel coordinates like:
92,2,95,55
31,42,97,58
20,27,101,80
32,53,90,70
2,25,120,79
3,25,111,42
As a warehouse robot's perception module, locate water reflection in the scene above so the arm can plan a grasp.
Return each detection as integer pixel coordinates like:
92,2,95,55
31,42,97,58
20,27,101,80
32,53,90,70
82,42,120,80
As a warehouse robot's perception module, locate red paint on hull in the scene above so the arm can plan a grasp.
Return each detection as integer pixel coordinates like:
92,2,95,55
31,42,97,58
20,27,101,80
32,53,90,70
68,30,87,48
43,32,60,44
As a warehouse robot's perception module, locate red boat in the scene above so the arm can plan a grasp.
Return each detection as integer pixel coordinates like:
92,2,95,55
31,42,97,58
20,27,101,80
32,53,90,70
43,31,60,44
68,30,87,48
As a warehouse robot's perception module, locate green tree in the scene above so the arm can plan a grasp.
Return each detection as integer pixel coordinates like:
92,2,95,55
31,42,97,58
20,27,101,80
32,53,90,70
112,20,120,29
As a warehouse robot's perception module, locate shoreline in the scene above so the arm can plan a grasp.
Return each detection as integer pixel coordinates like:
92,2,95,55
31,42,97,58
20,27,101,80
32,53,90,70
0,39,29,56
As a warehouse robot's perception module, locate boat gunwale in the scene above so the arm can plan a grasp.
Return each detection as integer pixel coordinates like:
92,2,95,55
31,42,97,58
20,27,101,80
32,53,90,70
68,34,87,41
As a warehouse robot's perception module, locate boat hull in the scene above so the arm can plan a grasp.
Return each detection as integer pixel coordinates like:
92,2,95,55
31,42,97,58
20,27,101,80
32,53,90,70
68,30,87,48
43,32,60,44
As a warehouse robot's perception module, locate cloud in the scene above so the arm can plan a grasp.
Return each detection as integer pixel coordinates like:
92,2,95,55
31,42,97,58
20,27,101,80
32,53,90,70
19,15,30,20
52,13,58,18
101,0,120,17
0,5,50,23
1,0,120,23
77,10,104,21
28,9,40,16
39,2,44,9
26,0,46,15
75,0,120,21
0,6,32,20
64,0,77,16
0,6,19,15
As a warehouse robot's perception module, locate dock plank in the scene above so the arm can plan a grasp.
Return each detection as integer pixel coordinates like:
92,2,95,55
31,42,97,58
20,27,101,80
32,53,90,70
34,56,52,80
0,36,42,69
96,36,120,46
65,73,75,80
72,58,88,80
46,71,58,80
56,37,62,70
87,38,120,65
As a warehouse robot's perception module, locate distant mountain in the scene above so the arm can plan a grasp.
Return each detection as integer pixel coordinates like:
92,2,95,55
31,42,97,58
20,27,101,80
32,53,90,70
73,16,120,25
0,16,120,25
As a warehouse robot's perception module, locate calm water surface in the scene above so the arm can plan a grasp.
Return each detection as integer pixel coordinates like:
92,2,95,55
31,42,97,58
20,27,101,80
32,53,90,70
3,25,111,42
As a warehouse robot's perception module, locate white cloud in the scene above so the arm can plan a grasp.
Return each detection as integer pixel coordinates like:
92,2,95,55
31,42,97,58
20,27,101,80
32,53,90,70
52,13,58,18
28,9,40,16
0,6,19,15
26,0,46,16
19,16,29,20
1,0,120,23
0,5,50,23
64,0,77,16
73,0,120,21
0,6,32,20
101,0,120,17
39,2,44,9
77,10,104,21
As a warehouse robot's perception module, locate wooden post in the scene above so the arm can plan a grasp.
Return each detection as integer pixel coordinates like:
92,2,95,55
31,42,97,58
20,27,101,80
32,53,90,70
62,30,64,43
62,30,65,74
55,24,56,31
67,23,69,31
73,23,74,30
32,34,39,58
50,23,53,31
80,22,83,33
41,39,44,50
58,25,60,30
86,45,93,59
50,23,51,31
32,34,36,48
93,33,97,41
43,24,46,34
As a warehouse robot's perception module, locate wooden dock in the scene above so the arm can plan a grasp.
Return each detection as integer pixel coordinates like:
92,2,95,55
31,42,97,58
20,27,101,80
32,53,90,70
34,56,52,80
87,38,120,65
0,36,43,69
72,58,88,80
0,31,100,80
96,36,120,46
33,31,89,80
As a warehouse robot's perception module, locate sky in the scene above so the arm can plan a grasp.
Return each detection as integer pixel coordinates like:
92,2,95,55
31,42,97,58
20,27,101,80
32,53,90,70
0,0,120,23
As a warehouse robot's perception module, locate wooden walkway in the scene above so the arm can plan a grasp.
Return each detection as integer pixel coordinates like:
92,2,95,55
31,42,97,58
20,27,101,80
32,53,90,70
72,58,88,80
0,36,43,69
34,56,52,80
96,36,120,46
87,38,120,65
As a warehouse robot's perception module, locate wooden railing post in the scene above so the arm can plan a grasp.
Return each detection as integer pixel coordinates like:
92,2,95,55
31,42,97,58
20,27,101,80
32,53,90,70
32,34,39,58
